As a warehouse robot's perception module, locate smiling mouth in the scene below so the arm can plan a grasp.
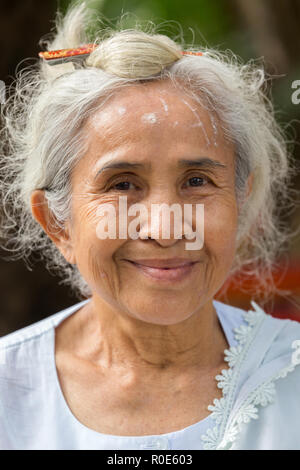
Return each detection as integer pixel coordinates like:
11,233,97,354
124,259,199,282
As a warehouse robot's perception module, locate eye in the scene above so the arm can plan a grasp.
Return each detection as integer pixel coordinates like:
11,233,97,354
107,177,139,192
184,175,211,188
113,181,134,191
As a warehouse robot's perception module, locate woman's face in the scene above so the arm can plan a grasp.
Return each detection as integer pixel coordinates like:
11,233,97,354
65,80,239,325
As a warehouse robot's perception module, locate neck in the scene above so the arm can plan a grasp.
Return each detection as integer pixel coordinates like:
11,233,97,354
70,295,229,374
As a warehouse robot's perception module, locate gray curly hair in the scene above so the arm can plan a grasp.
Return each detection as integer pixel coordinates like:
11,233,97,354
0,1,298,302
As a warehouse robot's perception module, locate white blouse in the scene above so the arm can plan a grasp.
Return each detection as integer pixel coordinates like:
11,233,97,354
0,298,300,450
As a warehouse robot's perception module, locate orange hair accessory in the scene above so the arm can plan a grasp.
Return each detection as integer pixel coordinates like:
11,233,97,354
181,51,203,56
39,44,96,61
39,44,203,65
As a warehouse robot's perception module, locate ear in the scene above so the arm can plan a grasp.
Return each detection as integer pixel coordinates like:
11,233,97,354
30,190,76,265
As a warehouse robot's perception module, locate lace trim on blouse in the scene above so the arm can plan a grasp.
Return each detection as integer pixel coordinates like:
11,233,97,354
200,301,300,450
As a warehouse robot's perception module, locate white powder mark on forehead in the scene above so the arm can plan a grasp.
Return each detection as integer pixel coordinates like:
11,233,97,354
159,97,169,114
117,106,127,115
210,114,219,147
173,121,179,127
90,111,112,130
141,113,158,124
182,98,211,147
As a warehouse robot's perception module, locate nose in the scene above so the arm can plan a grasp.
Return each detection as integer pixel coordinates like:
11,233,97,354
140,229,179,247
136,197,188,247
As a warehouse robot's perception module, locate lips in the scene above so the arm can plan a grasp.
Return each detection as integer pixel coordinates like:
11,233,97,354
124,258,199,282
125,258,199,269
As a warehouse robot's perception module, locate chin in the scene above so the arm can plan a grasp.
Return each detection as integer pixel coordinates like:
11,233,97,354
129,305,194,326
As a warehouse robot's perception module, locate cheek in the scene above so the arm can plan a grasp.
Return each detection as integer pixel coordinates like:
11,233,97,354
74,231,122,297
71,198,124,269
71,195,115,244
203,200,238,259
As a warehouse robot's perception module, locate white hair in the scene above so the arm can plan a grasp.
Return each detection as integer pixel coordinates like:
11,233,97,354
0,1,298,302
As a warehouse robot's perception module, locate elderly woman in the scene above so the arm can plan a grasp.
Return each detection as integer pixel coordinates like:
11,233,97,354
0,2,300,451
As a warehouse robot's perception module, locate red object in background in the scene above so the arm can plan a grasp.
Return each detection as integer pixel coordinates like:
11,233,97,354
215,260,300,322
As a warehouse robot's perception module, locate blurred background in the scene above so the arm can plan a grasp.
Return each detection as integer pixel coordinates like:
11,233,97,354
0,0,299,335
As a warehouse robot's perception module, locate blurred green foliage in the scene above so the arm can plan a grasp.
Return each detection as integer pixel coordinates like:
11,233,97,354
56,0,300,128
58,0,245,53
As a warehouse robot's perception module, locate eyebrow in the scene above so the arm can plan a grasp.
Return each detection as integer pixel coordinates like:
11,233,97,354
178,158,227,170
95,157,227,178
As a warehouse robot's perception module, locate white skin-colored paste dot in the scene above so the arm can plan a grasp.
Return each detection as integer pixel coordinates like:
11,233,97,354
90,111,112,130
159,97,169,114
210,114,219,147
141,113,158,124
181,98,211,147
118,106,127,115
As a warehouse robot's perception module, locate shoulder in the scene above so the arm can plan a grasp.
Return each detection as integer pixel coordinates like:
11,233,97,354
257,305,300,364
214,299,300,385
215,298,300,352
213,302,300,449
0,299,89,364
0,299,90,447
213,299,247,319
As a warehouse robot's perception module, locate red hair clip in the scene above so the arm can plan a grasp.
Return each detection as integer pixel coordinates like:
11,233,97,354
39,44,203,65
39,44,96,62
182,51,203,56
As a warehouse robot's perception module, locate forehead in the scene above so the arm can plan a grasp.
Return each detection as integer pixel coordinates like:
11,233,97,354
97,80,199,117
86,80,214,136
82,80,234,169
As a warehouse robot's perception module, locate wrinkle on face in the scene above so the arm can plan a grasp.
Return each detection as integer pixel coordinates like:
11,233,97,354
65,79,238,340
